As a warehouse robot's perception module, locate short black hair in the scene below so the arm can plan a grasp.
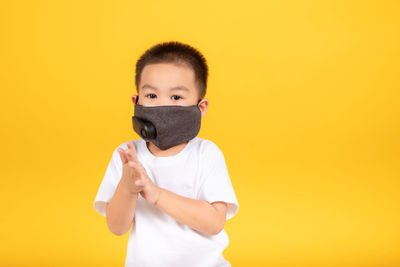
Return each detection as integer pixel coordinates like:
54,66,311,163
135,41,208,98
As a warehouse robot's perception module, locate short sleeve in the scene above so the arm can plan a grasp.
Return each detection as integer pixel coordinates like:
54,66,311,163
197,143,239,221
93,148,122,217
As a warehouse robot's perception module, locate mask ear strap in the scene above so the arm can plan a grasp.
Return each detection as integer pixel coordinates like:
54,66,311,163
197,98,202,105
135,96,139,104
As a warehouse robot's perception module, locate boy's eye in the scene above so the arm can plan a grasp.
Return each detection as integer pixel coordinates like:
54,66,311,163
145,93,157,99
171,95,182,100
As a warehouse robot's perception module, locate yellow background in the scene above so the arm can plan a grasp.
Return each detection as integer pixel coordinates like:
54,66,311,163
1,0,399,266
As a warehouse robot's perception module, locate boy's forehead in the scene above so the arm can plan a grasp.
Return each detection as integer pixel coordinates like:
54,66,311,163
139,63,200,96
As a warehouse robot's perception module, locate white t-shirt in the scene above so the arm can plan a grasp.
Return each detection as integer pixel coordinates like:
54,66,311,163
93,137,239,267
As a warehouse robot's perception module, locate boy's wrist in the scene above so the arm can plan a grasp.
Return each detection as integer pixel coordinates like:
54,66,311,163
120,176,140,195
154,187,162,206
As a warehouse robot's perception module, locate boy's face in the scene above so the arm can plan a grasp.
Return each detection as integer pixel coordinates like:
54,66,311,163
132,63,208,118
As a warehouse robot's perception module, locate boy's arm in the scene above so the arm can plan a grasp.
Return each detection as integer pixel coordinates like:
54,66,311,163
105,176,138,236
154,188,227,235
105,142,145,236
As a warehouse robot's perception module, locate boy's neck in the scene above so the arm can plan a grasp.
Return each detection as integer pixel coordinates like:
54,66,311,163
146,141,189,157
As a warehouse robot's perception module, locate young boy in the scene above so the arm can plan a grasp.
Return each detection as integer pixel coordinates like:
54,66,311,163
93,41,239,267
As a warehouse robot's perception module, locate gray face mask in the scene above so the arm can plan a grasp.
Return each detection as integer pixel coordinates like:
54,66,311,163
131,98,202,150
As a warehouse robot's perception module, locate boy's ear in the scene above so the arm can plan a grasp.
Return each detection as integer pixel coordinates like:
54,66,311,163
131,94,138,104
198,98,209,118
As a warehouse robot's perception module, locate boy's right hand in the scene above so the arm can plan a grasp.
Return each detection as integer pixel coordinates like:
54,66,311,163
117,141,145,194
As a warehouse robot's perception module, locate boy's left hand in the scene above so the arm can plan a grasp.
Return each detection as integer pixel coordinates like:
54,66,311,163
124,142,161,205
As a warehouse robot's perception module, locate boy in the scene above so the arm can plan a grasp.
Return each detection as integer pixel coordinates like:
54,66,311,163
93,41,239,267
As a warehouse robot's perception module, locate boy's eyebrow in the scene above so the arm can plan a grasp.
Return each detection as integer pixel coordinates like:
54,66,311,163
141,84,189,92
142,84,158,91
170,86,190,92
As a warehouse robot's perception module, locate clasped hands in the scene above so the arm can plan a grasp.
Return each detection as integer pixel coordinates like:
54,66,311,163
117,141,161,205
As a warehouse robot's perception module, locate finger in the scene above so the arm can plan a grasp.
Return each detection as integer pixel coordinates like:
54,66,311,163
138,164,148,176
128,161,142,177
117,148,128,164
126,141,139,163
126,141,138,160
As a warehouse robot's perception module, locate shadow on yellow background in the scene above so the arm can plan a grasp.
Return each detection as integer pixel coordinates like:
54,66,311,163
1,0,399,266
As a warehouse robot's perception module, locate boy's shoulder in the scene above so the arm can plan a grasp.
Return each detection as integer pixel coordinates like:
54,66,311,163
190,137,224,156
189,138,226,166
